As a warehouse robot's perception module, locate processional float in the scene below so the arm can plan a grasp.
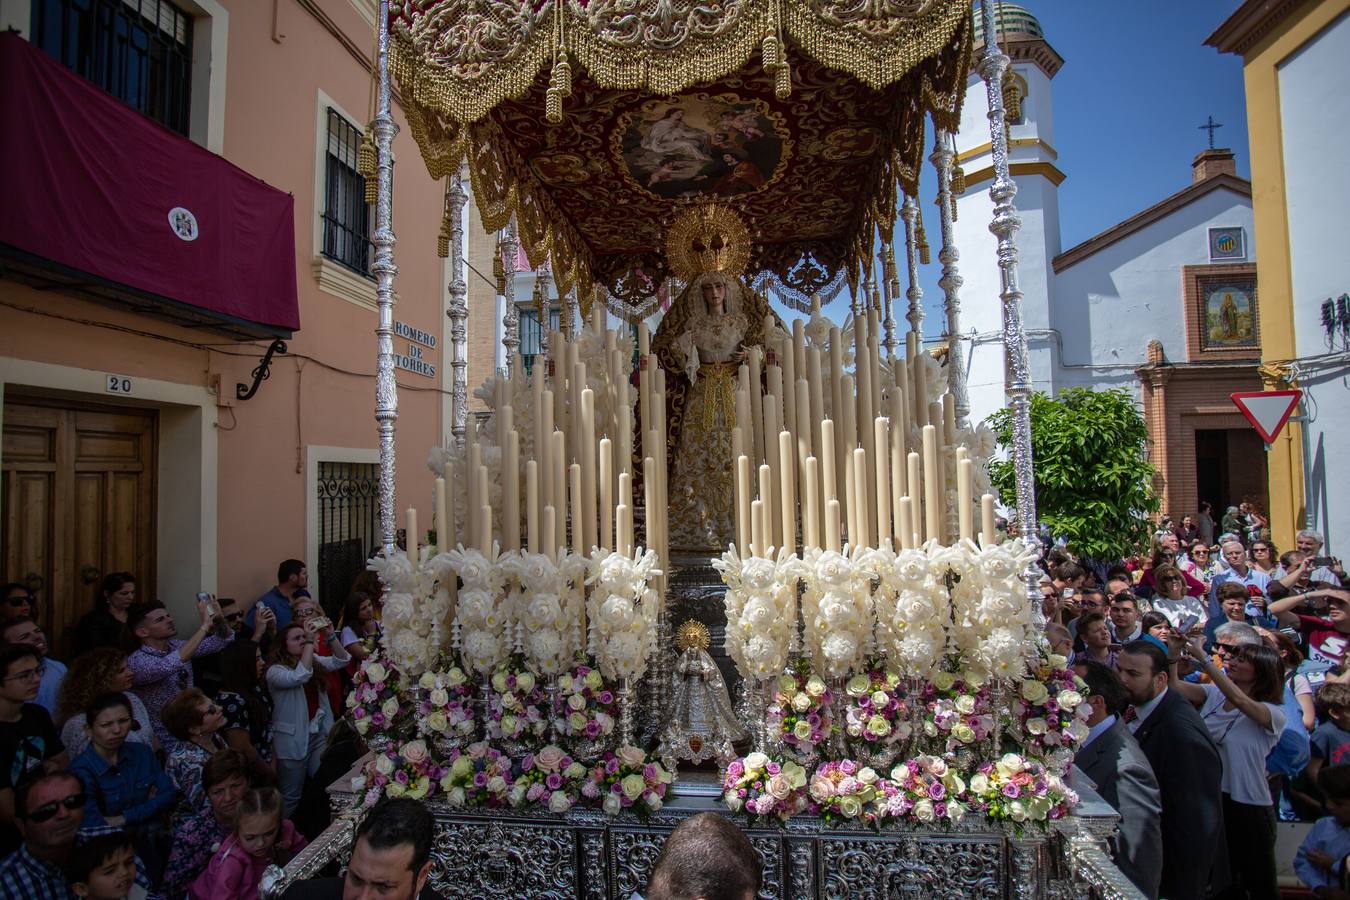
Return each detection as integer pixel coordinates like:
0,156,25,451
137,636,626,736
263,1,1142,898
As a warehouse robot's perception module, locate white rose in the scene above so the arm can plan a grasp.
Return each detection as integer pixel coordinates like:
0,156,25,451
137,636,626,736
486,775,507,795
955,695,976,715
1057,690,1084,709
429,688,449,707
912,799,936,822
549,790,573,814
603,794,622,816
381,698,400,719
791,693,812,713
374,755,394,775
744,752,770,772
1020,680,1049,704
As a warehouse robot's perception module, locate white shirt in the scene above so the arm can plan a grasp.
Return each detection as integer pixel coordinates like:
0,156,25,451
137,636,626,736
1081,714,1117,751
1128,687,1168,734
1199,683,1284,806
1110,622,1142,643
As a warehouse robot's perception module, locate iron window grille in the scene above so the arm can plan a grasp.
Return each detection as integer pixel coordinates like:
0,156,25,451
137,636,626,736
316,461,380,617
321,108,373,277
32,0,194,136
517,304,561,376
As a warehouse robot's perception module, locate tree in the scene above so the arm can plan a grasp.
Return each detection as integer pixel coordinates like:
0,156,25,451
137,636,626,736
987,388,1160,561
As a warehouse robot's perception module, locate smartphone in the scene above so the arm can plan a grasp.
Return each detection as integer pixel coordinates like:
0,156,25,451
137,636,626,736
1061,588,1075,599
1313,556,1338,568
197,592,219,618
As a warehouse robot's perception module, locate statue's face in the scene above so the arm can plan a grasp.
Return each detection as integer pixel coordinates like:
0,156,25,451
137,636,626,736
701,279,727,312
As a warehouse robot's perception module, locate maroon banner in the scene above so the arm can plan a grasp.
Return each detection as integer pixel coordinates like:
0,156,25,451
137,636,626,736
0,33,300,332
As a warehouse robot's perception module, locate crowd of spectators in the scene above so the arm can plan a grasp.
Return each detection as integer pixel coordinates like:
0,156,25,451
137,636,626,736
0,560,382,899
1042,513,1350,898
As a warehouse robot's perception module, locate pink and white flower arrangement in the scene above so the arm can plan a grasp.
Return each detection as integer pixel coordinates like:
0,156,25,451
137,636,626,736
582,745,673,819
487,664,549,745
414,664,475,742
557,663,617,755
873,755,969,825
513,744,588,814
346,654,410,741
767,663,833,760
917,671,996,752
721,752,809,821
842,668,910,749
1008,656,1091,774
364,738,445,803
969,753,1077,825
808,759,881,823
437,741,518,809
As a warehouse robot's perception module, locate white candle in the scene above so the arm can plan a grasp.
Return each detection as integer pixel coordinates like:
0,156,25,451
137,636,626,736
778,430,796,556
894,364,911,454
580,388,597,553
737,454,752,557
795,379,812,459
444,462,458,551
599,438,614,551
852,447,869,549
908,451,922,546
504,430,520,551
808,347,825,461
922,425,939,543
803,455,820,551
844,449,857,547
434,478,448,555
958,456,974,542
479,504,492,554
551,430,567,546
981,494,997,548
758,464,774,554
820,419,837,503
874,417,891,547
898,497,915,550
782,343,797,439
540,392,554,533
542,505,556,562
943,393,957,445
825,498,841,553
889,434,904,546
750,500,765,558
406,507,418,555
525,461,539,553
643,456,658,555
748,349,763,466
570,464,584,555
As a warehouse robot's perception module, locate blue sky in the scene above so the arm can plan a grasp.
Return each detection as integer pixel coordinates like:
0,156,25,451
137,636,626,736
800,1,1252,336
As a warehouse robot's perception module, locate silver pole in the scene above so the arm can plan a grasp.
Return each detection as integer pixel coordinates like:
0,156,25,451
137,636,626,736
932,129,970,428
977,0,1037,541
880,241,898,358
373,0,400,555
900,194,924,339
501,223,520,378
447,175,469,449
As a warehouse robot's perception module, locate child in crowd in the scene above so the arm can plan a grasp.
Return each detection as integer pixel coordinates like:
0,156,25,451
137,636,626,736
190,786,307,900
1296,764,1350,898
1310,684,1350,785
63,831,142,900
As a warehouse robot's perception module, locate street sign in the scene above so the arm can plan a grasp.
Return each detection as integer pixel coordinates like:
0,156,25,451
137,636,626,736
1231,389,1303,444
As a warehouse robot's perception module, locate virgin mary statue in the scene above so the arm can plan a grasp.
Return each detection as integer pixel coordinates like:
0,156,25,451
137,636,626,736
653,270,773,553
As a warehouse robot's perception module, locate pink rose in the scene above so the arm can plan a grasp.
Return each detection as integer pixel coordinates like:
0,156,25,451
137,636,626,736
536,746,565,772
766,774,792,801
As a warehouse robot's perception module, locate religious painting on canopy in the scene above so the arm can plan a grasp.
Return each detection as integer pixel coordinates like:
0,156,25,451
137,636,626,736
1200,277,1258,351
616,97,787,200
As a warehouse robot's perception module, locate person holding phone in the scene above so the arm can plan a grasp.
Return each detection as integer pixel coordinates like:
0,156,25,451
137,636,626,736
266,620,349,816
1295,531,1344,587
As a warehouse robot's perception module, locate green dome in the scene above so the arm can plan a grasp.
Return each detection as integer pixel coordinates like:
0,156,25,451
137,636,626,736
972,2,1045,42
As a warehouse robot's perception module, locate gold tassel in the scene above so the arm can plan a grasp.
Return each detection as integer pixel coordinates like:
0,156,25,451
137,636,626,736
775,60,792,99
437,220,450,259
762,34,783,73
952,164,966,196
546,87,563,125
358,131,377,205
917,223,931,266
545,53,572,124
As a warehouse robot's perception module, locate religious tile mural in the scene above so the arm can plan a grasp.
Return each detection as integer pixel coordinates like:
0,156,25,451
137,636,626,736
1200,277,1258,351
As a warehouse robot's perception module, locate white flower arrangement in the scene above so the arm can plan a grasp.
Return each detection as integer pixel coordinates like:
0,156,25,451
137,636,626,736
866,544,949,681
503,550,589,676
586,547,662,680
936,539,1041,681
799,547,873,679
714,547,800,684
447,543,510,676
368,549,455,678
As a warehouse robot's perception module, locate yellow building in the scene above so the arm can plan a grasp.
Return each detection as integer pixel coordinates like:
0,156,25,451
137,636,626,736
1208,0,1350,552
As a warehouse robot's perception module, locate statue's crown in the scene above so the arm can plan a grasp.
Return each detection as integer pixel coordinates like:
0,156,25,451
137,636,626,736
665,203,751,282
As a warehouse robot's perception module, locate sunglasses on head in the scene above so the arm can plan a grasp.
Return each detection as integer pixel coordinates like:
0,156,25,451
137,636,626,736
25,791,86,823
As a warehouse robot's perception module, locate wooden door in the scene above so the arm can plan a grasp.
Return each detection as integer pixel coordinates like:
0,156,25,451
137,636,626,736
1,399,156,656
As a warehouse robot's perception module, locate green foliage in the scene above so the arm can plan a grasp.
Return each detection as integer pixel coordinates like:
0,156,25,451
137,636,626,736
987,388,1160,561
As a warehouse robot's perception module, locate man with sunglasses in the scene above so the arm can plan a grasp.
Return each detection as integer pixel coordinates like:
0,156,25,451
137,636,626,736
0,645,67,856
0,771,152,900
1209,540,1270,622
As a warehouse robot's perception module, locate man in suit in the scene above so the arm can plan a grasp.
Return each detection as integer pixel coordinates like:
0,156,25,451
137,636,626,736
1073,659,1162,898
281,798,439,900
1116,638,1225,900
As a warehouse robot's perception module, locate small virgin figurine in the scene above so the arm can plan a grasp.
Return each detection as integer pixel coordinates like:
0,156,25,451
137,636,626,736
658,620,747,771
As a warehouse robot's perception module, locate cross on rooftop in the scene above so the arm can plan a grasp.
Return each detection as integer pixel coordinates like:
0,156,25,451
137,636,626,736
1199,115,1224,150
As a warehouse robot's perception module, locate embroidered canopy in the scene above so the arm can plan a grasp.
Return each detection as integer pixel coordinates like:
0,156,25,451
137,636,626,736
390,0,974,308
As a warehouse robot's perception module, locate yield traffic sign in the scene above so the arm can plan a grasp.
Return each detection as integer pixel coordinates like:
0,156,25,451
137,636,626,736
1231,389,1303,445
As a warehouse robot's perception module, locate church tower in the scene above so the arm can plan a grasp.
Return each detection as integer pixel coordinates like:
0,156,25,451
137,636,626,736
950,3,1065,428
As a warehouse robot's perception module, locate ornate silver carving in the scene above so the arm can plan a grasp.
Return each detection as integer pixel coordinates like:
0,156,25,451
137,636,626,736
880,241,899,358
259,816,355,899
976,0,1042,619
373,0,400,554
900,194,924,340
447,173,469,448
787,837,817,900
428,817,577,898
930,129,969,427
821,833,1003,899
502,222,520,378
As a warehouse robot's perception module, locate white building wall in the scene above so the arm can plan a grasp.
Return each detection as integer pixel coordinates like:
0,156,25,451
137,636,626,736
1052,188,1256,398
1278,9,1350,552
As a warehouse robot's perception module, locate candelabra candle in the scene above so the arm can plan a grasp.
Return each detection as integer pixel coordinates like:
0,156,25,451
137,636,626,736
434,477,448,555
748,348,763,466
844,447,857,546
570,464,584,555
778,430,796,556
852,447,869,549
551,430,566,555
922,426,939,543
958,455,974,542
736,454,752,556
829,328,845,503
750,498,765,558
599,438,613,551
803,455,820,551
825,497,842,553
907,451,922,545
479,504,492,554
898,497,915,549
795,379,812,460
889,432,905,547
874,416,891,547
757,463,774,554
504,431,520,551
406,507,418,555
894,364,911,454
525,461,538,553
981,494,997,548
580,387,597,554
808,346,825,458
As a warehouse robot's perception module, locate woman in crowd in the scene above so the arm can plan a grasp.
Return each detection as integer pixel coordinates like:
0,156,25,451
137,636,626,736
190,786,307,900
1174,515,1199,546
1150,563,1209,635
68,692,176,879
56,648,156,757
1185,540,1221,584
164,687,230,821
1170,639,1286,899
1072,612,1117,668
1260,627,1317,730
162,749,260,899
267,620,349,815
72,572,137,655
1249,540,1280,576
337,591,382,666
289,594,344,713
1138,535,1208,600
1,583,36,621
1204,582,1275,650
1140,610,1172,642
217,640,274,768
